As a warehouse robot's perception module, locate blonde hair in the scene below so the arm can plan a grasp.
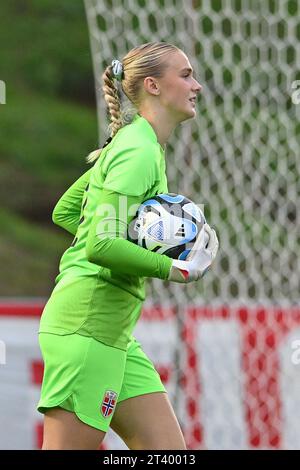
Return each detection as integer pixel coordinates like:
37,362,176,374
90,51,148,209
86,42,180,163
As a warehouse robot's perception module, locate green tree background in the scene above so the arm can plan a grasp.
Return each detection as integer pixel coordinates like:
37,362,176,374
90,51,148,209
0,1,98,296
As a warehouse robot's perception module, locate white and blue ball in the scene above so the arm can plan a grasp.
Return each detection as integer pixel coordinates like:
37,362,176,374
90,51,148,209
127,193,206,260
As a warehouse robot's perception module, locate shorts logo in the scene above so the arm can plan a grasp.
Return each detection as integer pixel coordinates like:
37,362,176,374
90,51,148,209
101,390,117,418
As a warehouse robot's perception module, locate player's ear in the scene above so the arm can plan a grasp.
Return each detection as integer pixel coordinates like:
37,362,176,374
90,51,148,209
143,77,160,96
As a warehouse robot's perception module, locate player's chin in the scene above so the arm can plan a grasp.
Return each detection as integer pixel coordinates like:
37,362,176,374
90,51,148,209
181,106,197,122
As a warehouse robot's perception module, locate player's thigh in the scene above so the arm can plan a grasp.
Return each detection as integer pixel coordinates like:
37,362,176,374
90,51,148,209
110,338,186,449
111,392,186,450
42,407,106,450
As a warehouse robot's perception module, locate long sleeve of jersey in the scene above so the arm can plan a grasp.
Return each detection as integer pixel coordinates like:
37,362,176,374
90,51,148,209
85,189,172,280
52,169,92,236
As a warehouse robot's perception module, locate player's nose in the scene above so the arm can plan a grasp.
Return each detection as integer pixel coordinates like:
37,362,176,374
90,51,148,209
192,78,202,94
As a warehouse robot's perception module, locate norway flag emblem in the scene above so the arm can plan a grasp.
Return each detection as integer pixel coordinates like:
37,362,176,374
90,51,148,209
101,390,117,418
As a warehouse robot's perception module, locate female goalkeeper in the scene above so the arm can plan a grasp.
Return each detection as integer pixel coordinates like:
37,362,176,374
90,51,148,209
38,42,218,450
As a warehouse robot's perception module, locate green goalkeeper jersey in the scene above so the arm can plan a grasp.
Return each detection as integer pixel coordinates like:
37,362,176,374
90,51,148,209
39,114,172,350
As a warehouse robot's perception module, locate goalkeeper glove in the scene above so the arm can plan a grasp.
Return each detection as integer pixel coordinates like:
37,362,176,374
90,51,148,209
167,223,219,283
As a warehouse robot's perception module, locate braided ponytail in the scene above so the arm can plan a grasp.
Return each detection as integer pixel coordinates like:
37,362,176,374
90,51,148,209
87,64,124,163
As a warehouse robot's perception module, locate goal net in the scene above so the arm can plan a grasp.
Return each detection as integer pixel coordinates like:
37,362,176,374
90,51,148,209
84,0,300,449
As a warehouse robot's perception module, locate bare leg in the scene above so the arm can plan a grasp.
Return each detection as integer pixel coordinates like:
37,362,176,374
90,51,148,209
42,407,106,450
110,392,186,450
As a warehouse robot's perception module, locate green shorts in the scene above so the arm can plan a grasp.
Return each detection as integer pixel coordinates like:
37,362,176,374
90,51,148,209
37,332,166,433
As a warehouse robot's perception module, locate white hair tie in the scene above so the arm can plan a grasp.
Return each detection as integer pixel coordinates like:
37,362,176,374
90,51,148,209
111,59,124,81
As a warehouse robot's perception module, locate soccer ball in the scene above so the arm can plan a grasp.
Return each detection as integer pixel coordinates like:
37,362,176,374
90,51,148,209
127,193,206,260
